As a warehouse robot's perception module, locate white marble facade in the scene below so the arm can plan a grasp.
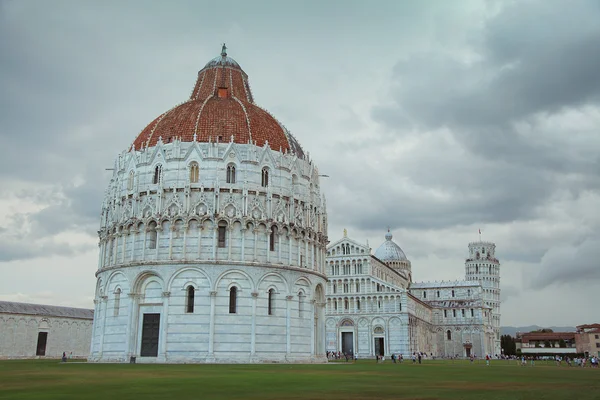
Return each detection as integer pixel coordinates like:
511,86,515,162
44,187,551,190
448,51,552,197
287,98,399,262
90,50,329,364
324,232,500,359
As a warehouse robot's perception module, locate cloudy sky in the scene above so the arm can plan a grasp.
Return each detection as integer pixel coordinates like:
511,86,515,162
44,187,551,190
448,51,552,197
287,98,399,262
1,0,599,327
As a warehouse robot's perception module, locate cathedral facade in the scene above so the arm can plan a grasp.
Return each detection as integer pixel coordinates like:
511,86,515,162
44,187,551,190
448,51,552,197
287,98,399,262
325,231,500,358
89,47,328,363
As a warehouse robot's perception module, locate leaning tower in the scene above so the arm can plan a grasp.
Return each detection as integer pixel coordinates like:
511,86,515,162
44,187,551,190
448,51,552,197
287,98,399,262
465,241,501,356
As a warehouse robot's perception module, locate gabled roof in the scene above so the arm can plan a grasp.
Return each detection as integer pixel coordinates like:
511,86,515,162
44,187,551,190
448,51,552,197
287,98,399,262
0,301,94,320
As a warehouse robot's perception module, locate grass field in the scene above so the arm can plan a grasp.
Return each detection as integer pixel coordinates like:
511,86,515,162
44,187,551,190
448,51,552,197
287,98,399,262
0,359,598,400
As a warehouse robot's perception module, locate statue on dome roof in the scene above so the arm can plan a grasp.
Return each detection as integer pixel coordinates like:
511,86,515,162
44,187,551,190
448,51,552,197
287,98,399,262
221,43,227,57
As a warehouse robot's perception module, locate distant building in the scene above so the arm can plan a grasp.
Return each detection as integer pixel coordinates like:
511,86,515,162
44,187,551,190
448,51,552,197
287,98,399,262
0,301,93,359
324,230,499,359
576,324,600,357
516,331,578,355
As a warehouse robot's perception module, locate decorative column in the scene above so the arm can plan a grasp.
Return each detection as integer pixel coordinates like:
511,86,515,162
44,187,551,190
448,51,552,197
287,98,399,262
253,228,258,262
277,231,282,263
155,226,162,260
266,230,271,263
251,291,258,357
121,232,127,264
240,227,246,262
125,293,137,359
142,229,147,259
130,230,137,262
98,296,108,357
159,291,170,361
310,299,316,355
288,233,292,266
304,239,309,268
208,291,217,356
212,226,217,260
182,224,188,261
228,226,234,260
286,295,293,356
168,226,174,260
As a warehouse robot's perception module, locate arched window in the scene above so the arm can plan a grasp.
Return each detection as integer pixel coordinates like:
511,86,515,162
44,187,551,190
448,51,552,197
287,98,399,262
444,309,447,318
356,282,360,292
453,309,456,317
333,283,337,294
113,288,121,317
451,290,455,297
467,289,471,296
186,286,195,313
218,222,227,248
476,265,479,274
447,330,452,340
489,266,492,274
261,167,269,187
269,226,276,252
436,290,440,298
334,300,338,310
226,164,236,184
189,162,199,183
357,299,361,310
153,165,162,184
127,171,134,190
344,299,349,310
147,222,157,249
423,291,427,299
229,286,237,314
298,292,304,318
268,289,275,315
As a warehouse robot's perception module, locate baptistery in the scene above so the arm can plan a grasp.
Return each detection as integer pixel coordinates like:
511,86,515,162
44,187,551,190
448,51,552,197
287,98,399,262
89,45,328,363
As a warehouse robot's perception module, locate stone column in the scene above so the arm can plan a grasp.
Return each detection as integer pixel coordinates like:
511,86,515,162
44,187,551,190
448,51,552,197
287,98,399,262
159,291,170,361
253,229,258,262
212,226,217,260
121,232,127,264
266,230,271,263
130,230,137,262
208,291,217,356
98,296,108,357
286,295,293,356
277,231,282,263
228,226,234,260
155,226,162,260
304,239,309,268
240,227,246,262
168,226,174,260
142,229,147,260
182,225,188,260
310,299,316,355
125,293,137,359
287,233,292,266
251,291,258,357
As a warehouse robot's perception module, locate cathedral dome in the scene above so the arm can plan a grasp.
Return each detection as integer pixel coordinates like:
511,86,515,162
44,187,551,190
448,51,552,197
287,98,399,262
132,44,304,157
374,231,408,262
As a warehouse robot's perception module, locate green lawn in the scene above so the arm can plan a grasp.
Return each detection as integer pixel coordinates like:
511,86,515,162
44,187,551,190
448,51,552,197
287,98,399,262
0,359,598,400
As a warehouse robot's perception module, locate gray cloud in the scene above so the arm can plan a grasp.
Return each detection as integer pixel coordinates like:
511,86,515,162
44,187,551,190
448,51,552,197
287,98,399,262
532,237,600,289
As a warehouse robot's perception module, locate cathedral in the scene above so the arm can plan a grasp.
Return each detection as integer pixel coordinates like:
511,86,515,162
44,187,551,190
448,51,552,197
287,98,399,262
89,46,328,363
324,231,501,358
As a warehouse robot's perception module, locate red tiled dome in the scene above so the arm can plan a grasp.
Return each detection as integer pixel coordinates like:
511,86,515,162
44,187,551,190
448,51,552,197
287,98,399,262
132,45,304,157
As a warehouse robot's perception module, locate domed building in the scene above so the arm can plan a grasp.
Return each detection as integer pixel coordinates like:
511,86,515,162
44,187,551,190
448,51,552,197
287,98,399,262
89,45,328,363
374,230,412,282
